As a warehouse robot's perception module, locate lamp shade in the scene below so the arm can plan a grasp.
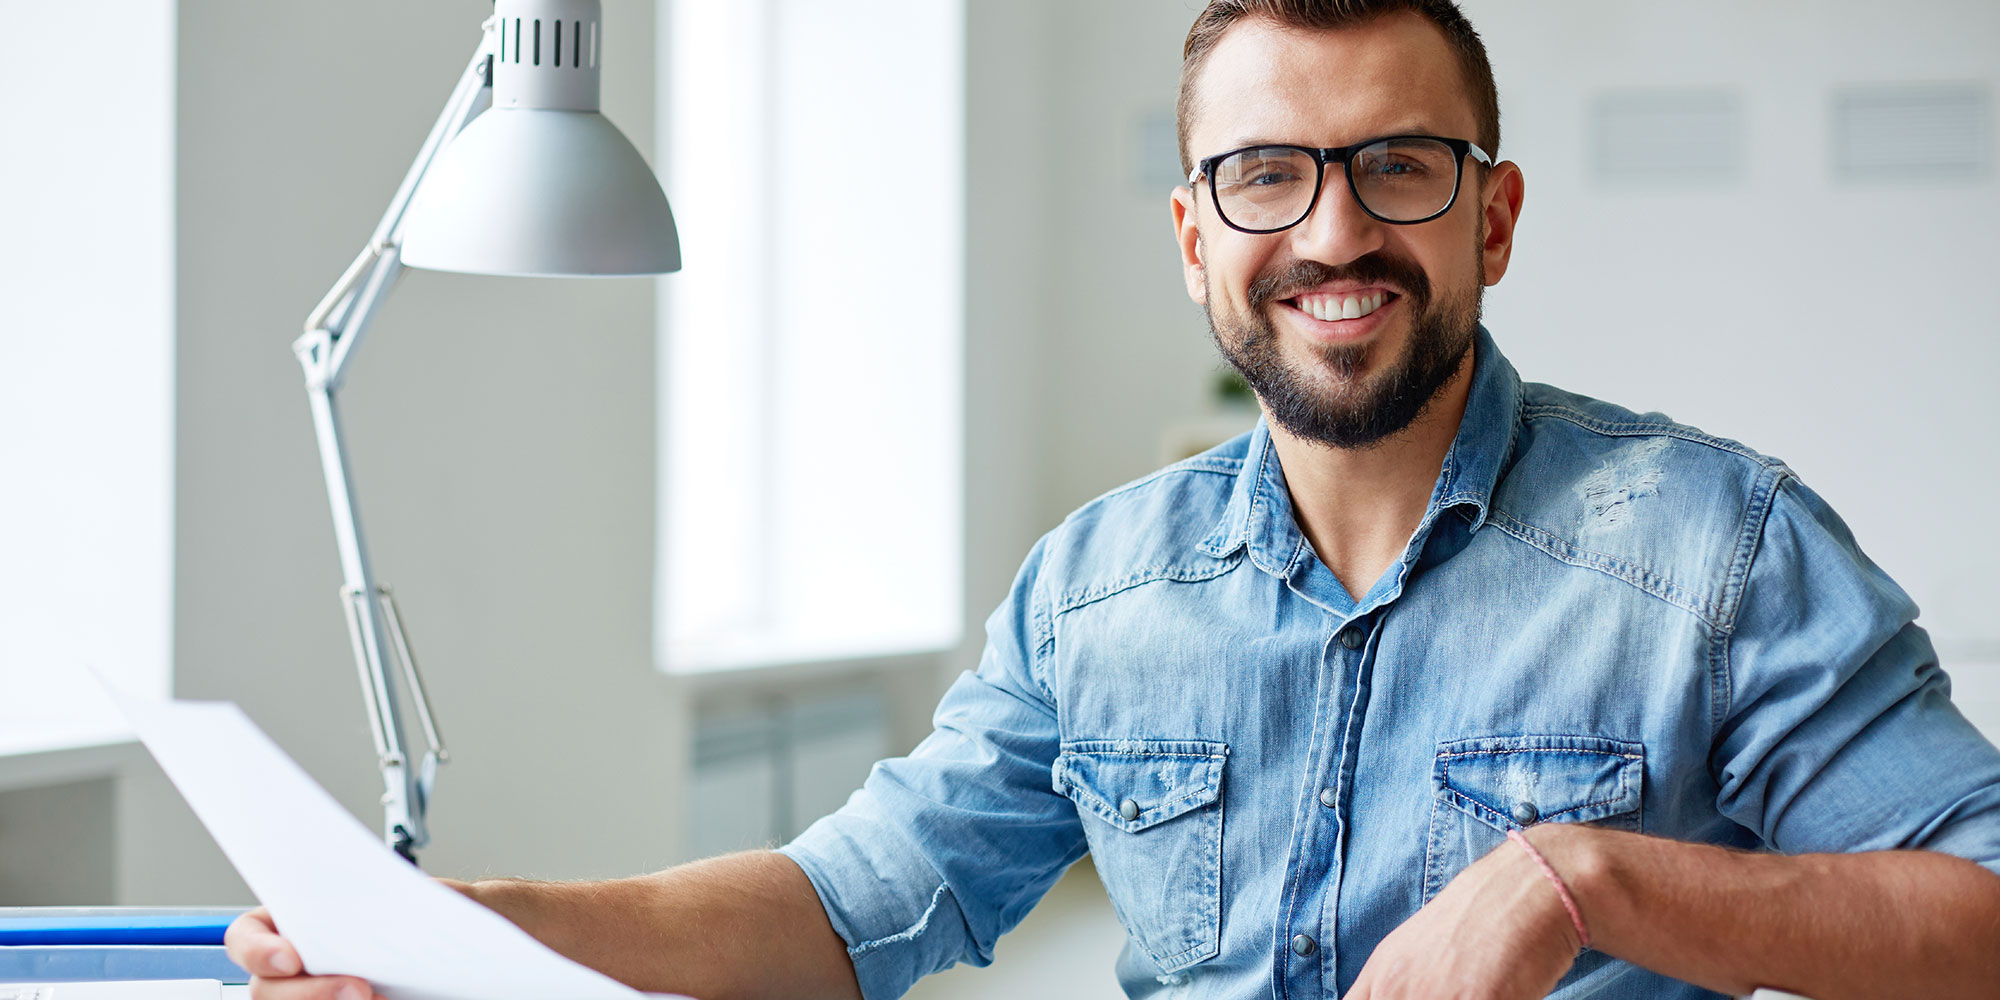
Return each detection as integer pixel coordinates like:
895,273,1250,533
401,107,682,277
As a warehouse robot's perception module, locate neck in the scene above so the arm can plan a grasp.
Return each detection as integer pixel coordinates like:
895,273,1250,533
1262,344,1475,601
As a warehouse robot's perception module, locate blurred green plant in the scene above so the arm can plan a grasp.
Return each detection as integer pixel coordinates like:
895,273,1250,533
1212,367,1255,409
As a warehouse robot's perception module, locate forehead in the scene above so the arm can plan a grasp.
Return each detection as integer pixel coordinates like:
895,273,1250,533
1189,12,1476,155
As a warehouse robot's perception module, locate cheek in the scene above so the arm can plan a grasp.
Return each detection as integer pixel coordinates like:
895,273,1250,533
1208,239,1279,311
1406,231,1481,296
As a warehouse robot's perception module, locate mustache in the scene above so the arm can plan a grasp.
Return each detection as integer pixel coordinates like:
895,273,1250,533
1246,253,1433,312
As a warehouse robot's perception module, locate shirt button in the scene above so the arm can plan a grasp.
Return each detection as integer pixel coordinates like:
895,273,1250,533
1291,933,1317,956
1511,801,1539,826
1318,787,1337,808
1119,798,1140,821
1338,626,1366,650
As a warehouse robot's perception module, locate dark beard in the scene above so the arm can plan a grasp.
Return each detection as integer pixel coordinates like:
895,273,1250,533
1207,249,1481,450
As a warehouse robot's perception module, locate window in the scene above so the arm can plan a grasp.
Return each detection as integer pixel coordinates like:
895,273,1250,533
657,0,965,672
0,2,175,749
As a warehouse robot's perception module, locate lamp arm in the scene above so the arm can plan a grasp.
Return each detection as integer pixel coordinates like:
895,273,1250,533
307,28,497,387
289,22,497,864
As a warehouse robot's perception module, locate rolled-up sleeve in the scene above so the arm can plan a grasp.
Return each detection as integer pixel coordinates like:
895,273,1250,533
779,533,1088,1000
1712,475,2000,876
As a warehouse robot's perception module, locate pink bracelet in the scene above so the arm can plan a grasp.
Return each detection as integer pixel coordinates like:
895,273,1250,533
1507,828,1591,951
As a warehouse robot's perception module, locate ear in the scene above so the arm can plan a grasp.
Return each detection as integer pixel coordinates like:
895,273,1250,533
1478,160,1525,287
1171,185,1207,305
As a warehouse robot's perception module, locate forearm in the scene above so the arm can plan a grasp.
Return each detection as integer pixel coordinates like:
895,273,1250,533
459,850,861,1000
1535,825,2000,999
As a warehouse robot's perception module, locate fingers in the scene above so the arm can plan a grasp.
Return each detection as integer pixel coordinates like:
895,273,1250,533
248,974,379,1000
225,908,302,978
226,907,383,1000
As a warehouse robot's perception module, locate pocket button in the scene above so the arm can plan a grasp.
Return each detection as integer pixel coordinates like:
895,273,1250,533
1119,798,1140,821
1511,801,1539,826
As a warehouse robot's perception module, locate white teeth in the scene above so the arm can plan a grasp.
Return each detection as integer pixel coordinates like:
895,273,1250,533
1298,292,1389,321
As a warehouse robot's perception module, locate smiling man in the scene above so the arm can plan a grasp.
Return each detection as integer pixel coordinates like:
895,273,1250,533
227,3,2000,1000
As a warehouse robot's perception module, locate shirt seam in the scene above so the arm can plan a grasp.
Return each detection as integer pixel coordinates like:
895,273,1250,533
1437,748,1643,760
1028,519,1072,703
1519,403,1791,471
1482,507,1725,629
1084,456,1244,510
1710,466,1793,748
1050,560,1242,621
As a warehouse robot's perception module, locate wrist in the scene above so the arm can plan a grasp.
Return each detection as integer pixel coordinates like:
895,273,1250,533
1519,823,1612,950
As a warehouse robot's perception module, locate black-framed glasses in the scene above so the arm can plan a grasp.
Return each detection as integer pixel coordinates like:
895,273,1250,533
1189,135,1494,234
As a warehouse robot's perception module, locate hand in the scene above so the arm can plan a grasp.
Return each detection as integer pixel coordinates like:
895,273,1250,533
1344,825,1587,999
222,907,381,1000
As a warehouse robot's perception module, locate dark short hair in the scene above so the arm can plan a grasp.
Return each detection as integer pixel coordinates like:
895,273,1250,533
1177,0,1501,176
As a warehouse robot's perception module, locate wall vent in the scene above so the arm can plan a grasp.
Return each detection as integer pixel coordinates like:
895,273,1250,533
1834,84,1989,181
1589,90,1744,187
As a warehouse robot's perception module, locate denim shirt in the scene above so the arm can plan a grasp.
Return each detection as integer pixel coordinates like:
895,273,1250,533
779,328,2000,1000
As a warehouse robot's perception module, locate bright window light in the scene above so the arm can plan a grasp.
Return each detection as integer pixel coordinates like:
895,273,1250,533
657,0,965,672
0,2,175,750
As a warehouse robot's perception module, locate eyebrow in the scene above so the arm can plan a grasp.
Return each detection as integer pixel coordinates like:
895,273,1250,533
1215,124,1451,152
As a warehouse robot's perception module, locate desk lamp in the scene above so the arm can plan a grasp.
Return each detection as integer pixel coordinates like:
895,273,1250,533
291,0,680,864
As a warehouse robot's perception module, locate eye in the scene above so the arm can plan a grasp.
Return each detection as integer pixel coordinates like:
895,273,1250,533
1214,147,1316,193
1362,157,1428,179
1245,168,1304,187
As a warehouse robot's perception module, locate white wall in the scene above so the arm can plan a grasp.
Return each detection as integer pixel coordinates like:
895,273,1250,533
954,0,1062,680
1027,2,1225,529
116,0,687,902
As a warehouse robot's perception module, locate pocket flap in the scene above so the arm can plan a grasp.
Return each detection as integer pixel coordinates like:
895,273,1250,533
1435,735,1643,830
1054,739,1227,832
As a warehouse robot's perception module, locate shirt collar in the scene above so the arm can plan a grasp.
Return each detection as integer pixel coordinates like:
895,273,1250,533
1198,325,1522,570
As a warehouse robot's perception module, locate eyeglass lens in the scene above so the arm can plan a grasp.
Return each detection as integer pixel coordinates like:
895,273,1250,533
1211,138,1462,231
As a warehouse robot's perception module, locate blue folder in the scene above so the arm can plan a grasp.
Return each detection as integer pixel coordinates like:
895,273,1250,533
0,909,251,982
0,912,240,947
0,945,249,983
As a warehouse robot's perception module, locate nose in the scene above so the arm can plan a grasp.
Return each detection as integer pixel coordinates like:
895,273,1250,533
1287,166,1387,267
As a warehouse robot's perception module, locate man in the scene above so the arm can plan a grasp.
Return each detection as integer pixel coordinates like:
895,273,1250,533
228,2,2000,998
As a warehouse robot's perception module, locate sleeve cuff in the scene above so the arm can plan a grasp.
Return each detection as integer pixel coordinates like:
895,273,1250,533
779,820,987,1000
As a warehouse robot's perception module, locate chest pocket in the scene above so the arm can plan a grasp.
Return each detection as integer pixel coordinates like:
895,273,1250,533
1053,739,1227,973
1422,735,1644,903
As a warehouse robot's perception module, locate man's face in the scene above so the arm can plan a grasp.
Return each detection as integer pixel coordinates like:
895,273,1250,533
1171,13,1523,449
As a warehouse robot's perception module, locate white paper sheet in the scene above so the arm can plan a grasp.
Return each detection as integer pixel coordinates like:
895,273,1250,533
111,693,682,1000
